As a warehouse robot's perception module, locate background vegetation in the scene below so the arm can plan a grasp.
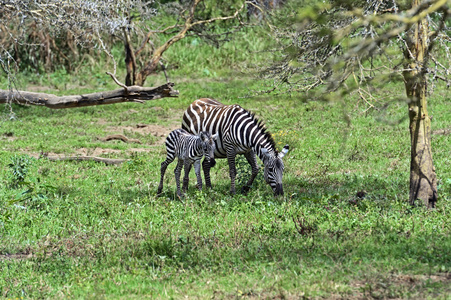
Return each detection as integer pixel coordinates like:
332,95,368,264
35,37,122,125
1,1,450,298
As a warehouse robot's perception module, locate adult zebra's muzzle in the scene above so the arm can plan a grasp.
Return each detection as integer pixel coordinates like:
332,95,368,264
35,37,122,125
274,183,284,196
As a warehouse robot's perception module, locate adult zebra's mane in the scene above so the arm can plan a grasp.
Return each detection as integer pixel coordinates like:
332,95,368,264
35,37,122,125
244,108,278,154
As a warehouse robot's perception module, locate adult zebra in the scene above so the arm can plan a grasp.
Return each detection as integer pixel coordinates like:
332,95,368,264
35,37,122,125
182,98,289,196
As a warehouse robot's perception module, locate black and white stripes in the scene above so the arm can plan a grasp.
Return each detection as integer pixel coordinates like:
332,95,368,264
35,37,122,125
158,128,218,197
182,98,289,196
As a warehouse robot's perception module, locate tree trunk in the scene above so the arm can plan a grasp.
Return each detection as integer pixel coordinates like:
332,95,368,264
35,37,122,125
135,28,190,86
403,1,437,208
124,27,136,87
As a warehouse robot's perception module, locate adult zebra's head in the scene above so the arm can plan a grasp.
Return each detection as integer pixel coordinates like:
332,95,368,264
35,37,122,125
261,145,289,196
199,131,218,168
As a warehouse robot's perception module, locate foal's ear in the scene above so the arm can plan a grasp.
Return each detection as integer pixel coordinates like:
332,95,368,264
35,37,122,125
278,145,289,158
211,133,218,141
261,148,271,159
199,132,209,142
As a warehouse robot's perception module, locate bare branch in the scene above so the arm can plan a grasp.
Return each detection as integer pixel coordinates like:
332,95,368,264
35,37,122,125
106,72,128,89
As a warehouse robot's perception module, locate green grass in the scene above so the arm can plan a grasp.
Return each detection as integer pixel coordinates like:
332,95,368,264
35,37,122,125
1,26,451,299
1,76,450,299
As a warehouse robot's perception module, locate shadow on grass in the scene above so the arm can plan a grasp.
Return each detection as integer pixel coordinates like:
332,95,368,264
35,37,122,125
285,173,409,203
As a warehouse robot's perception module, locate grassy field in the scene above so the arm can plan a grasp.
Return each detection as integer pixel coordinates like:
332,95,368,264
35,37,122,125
1,29,451,299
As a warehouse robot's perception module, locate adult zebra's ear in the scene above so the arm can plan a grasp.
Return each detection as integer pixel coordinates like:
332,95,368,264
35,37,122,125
278,145,289,158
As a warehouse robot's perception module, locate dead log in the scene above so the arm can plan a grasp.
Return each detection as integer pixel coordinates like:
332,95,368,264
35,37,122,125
432,128,451,135
100,134,142,144
0,79,178,109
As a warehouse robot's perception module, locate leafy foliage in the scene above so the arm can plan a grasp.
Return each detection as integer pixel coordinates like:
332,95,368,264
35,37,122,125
259,0,451,99
1,0,156,73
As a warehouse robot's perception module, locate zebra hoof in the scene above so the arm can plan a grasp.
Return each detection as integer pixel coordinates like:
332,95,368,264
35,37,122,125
241,185,251,195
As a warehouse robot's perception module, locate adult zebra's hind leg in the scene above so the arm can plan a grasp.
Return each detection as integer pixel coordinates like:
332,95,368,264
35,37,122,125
241,151,259,194
158,156,175,194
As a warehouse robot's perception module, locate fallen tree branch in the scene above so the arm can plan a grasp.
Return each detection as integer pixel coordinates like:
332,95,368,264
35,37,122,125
44,155,128,165
0,82,179,109
100,134,142,144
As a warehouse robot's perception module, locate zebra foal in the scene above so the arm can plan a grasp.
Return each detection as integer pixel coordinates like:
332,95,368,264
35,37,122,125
182,98,289,196
158,128,218,197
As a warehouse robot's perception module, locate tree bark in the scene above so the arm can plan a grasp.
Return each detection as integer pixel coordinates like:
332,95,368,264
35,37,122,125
0,83,178,109
124,27,137,87
403,1,437,208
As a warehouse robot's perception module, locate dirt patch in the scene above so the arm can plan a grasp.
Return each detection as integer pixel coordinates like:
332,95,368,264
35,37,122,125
107,123,180,145
350,273,451,299
74,147,156,156
95,118,109,126
1,132,16,141
26,147,155,162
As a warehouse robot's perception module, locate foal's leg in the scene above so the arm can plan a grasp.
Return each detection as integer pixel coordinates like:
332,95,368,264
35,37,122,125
157,155,174,194
174,159,184,197
193,159,203,191
182,161,192,193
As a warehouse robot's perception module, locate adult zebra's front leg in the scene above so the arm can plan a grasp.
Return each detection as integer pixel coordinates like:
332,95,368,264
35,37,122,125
226,147,238,195
202,158,212,189
241,151,259,194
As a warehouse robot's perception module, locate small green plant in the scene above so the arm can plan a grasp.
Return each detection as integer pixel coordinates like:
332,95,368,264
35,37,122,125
124,152,146,172
235,155,265,191
15,178,57,206
292,213,317,236
8,155,33,187
7,155,57,208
